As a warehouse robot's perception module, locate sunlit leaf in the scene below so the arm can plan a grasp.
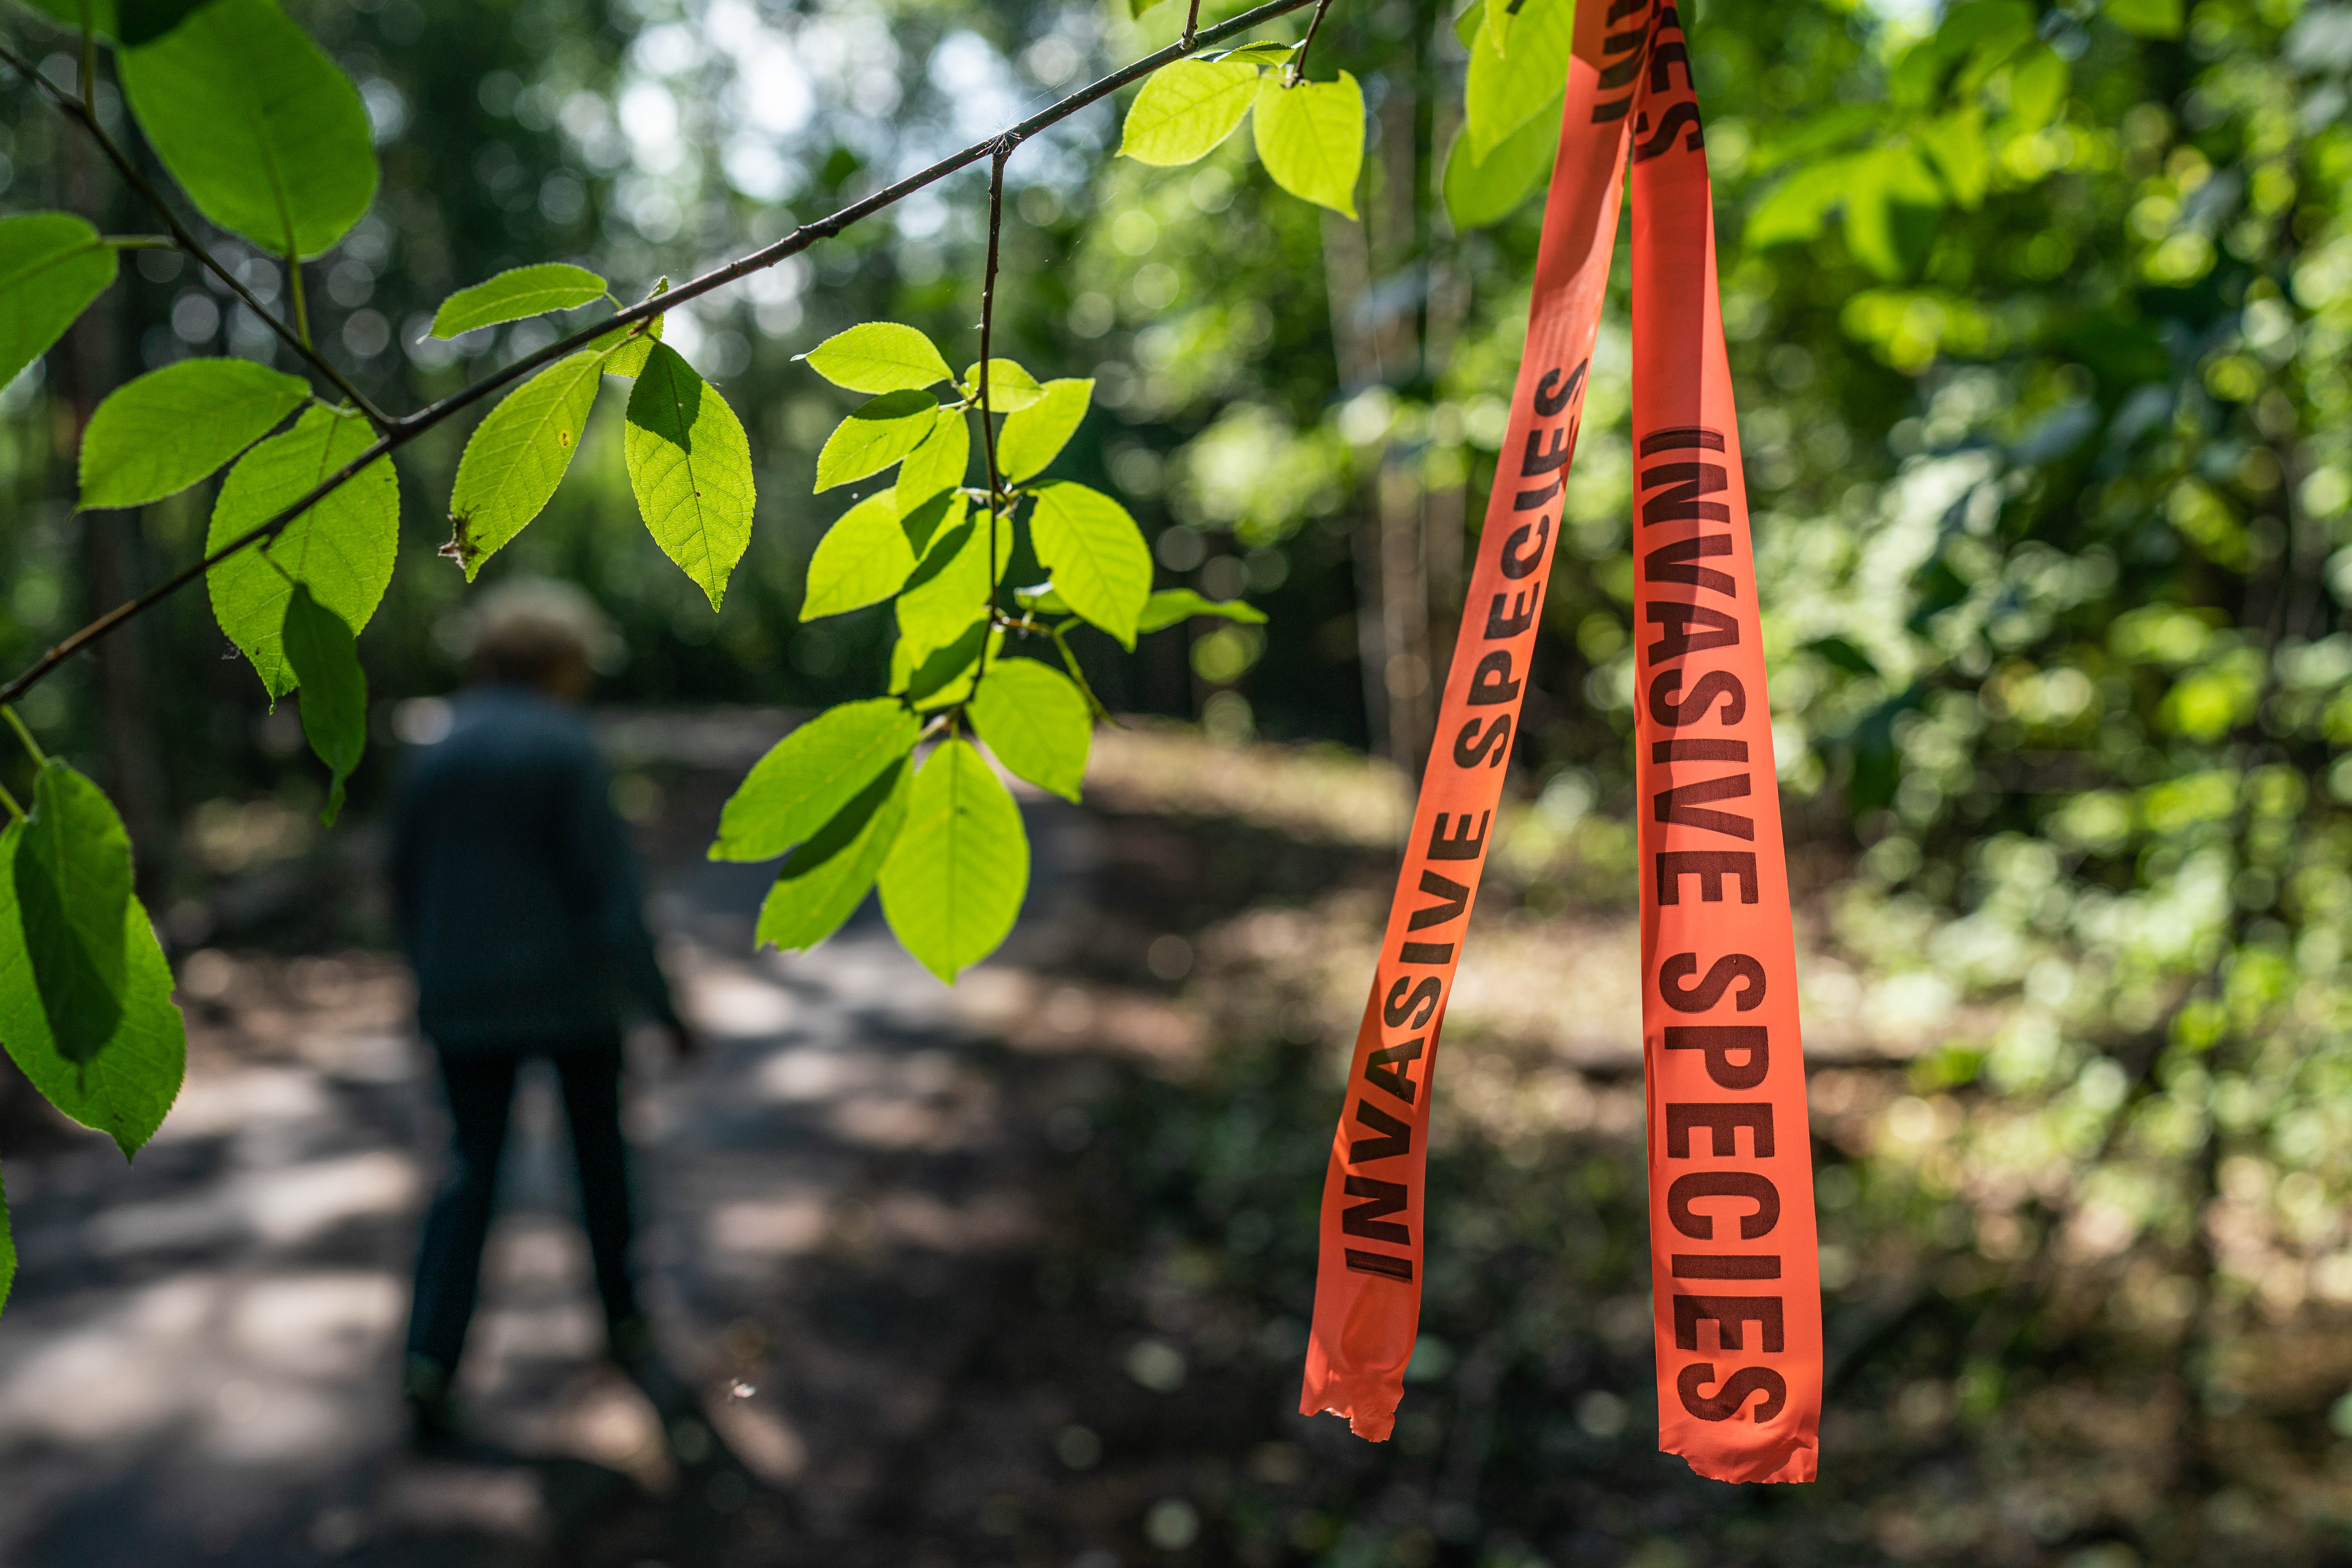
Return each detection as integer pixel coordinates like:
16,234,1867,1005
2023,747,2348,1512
1442,94,1559,230
0,213,115,390
1843,144,1944,281
1463,0,1572,160
1483,0,1516,55
757,758,913,953
0,814,184,1161
207,405,398,701
431,263,609,338
803,491,916,619
1254,72,1365,218
281,585,367,826
1918,108,1990,209
78,358,309,509
2105,0,2182,38
2005,45,2068,128
900,622,999,711
1030,482,1153,649
878,739,1030,983
897,408,971,512
897,499,1007,664
117,0,379,257
446,348,609,578
10,763,129,1073
1120,59,1261,168
960,358,1046,411
624,344,757,610
1745,156,1858,249
996,378,1094,483
1215,41,1296,65
802,321,951,394
713,699,921,862
815,389,941,492
1137,587,1269,633
970,657,1091,802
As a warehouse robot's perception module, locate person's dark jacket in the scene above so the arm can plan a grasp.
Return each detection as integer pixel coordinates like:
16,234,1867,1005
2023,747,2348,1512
392,684,679,1054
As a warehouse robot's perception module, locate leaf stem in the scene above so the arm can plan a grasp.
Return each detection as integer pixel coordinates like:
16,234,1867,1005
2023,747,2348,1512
1049,626,1114,723
0,37,392,429
287,250,313,351
0,780,23,823
1289,0,1339,85
3,708,51,769
102,234,175,249
0,0,1326,709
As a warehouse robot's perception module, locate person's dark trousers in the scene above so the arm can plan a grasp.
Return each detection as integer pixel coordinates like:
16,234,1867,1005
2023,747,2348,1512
405,1034,641,1380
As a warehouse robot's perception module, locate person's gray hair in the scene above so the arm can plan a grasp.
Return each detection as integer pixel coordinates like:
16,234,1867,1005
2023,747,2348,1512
454,579,623,686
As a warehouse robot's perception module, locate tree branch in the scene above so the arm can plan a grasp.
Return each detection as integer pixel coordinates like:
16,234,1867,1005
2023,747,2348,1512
0,0,1323,708
1289,0,1339,85
976,141,1013,676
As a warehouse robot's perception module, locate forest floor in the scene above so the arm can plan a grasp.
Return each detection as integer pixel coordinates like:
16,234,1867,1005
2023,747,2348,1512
1,719,2348,1568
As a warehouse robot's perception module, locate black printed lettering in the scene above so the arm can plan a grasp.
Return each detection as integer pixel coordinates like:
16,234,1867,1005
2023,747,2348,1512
1639,463,1730,527
1653,774,1754,840
1671,1294,1784,1353
1485,590,1536,639
1532,361,1584,418
1407,869,1470,931
1399,940,1454,965
1466,650,1521,705
1665,1102,1775,1158
1365,1036,1425,1104
1345,1247,1413,1281
1500,515,1552,577
1633,100,1706,163
1659,952,1767,1012
1645,601,1740,663
1340,1175,1410,1244
1645,534,1736,597
1349,1098,1413,1163
1454,715,1512,769
1677,1363,1787,1422
1649,38,1693,93
1641,426,1726,456
1668,1171,1782,1241
1521,425,1572,476
1383,976,1442,1029
1655,851,1758,904
1664,1025,1769,1090
1653,738,1748,763
1671,1254,1782,1279
1649,668,1746,727
1426,810,1491,861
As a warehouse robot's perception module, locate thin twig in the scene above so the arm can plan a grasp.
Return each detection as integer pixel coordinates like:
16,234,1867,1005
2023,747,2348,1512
287,250,312,351
1182,0,1203,50
3,708,51,767
0,38,392,428
0,0,1323,708
976,142,1014,677
0,780,22,823
1289,0,1339,85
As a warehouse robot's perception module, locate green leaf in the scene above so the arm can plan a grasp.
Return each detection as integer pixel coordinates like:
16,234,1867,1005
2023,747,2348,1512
0,817,185,1161
878,740,1030,983
1254,73,1365,218
625,345,756,609
13,0,208,44
78,358,309,509
447,348,608,577
1464,0,1574,160
815,389,942,492
996,377,1094,484
1215,41,1296,65
1483,0,1516,55
432,263,609,338
970,657,1092,802
713,699,922,862
1443,94,1560,230
900,622,998,710
962,359,1045,413
898,487,967,561
1918,108,1990,210
2005,45,2068,129
1120,59,1262,168
1843,144,1944,281
282,585,367,826
117,0,379,258
757,758,913,953
1030,482,1154,649
1128,0,1170,18
803,322,952,394
897,408,971,512
897,501,1008,664
803,491,916,620
0,213,116,390
2105,0,2182,38
206,405,397,701
10,763,130,1073
1138,587,1269,633
1454,0,1484,47
1745,156,1857,249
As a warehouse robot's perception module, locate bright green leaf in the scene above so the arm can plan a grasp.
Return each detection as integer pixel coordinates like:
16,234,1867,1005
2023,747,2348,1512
432,263,609,338
996,378,1094,483
970,657,1092,802
897,409,971,512
78,358,309,509
899,487,967,561
446,348,609,578
1128,0,1170,19
897,500,1008,663
11,763,130,1074
803,491,916,620
1216,41,1296,65
282,585,367,826
1464,0,1573,160
961,359,1046,412
757,758,913,953
900,622,999,710
2105,0,2182,38
1454,0,1484,47
624,344,757,611
1030,482,1153,649
2005,45,2068,129
803,322,952,394
206,405,398,701
878,739,1030,983
1745,156,1856,248
1918,108,1990,209
1120,59,1262,168
117,0,379,257
1843,144,1944,281
1483,0,1516,55
0,816,184,1161
0,213,116,390
815,389,941,492
1138,587,1269,633
1254,72,1365,218
713,699,921,862
1443,94,1559,230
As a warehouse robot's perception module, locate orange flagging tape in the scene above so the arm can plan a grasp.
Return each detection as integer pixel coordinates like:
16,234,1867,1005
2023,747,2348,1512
1300,0,1822,1483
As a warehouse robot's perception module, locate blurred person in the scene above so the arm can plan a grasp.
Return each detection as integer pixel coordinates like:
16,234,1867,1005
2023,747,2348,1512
392,580,695,1449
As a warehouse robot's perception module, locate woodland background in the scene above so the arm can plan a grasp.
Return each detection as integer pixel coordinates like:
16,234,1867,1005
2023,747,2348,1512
6,0,2352,1563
